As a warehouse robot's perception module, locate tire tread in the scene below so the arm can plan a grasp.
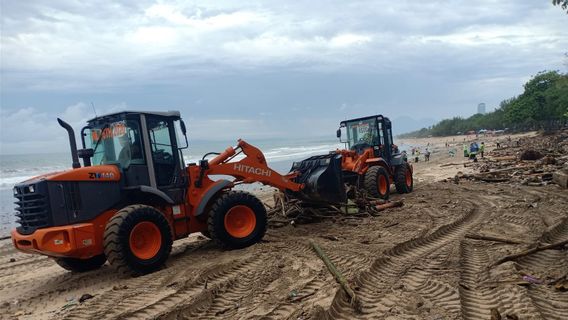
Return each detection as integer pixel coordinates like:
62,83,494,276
364,166,390,199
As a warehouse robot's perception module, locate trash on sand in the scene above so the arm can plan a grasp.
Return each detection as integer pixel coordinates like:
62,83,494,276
112,285,128,290
79,293,94,303
14,310,26,317
288,289,298,299
522,275,542,284
554,279,568,292
61,300,78,310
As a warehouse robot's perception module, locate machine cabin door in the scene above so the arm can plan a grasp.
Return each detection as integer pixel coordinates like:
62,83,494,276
381,118,394,162
144,115,186,202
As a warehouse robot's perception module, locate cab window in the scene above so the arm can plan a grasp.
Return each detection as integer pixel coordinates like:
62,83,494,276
90,120,144,168
345,118,378,149
147,118,175,186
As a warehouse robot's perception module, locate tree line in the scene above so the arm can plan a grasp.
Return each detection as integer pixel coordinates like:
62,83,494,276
399,70,568,138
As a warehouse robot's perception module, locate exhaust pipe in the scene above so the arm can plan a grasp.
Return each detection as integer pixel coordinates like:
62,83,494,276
57,118,81,169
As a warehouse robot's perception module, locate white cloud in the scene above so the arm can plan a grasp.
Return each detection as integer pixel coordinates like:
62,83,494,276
420,24,565,47
2,1,566,85
144,4,264,30
330,33,372,47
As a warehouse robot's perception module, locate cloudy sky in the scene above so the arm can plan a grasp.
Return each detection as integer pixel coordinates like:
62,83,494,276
1,0,567,154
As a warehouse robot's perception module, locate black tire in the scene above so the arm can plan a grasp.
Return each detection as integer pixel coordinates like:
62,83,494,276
395,163,414,194
54,254,106,272
208,191,267,249
364,166,390,200
103,205,173,276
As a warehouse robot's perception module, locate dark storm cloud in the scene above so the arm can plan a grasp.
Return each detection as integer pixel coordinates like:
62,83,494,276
1,1,567,153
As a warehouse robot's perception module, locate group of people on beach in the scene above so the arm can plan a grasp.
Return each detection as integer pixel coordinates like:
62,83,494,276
462,141,485,161
410,146,431,162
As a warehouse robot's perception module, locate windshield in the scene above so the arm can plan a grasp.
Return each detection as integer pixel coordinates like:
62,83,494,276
344,118,379,149
89,120,144,168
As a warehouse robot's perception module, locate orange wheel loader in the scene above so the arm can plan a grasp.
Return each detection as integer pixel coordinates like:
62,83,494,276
288,115,413,203
11,111,411,276
11,111,309,275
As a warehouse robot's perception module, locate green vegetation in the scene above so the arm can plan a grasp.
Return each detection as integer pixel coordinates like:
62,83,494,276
399,71,568,138
553,0,568,13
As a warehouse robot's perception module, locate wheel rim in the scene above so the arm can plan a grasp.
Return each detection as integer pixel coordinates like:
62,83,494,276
378,175,388,195
129,221,162,260
224,205,256,238
405,170,412,187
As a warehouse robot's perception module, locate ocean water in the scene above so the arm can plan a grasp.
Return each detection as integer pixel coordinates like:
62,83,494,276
0,138,343,236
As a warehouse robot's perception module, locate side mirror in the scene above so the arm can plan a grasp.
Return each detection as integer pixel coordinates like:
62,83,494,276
336,129,341,138
178,120,189,149
77,148,94,167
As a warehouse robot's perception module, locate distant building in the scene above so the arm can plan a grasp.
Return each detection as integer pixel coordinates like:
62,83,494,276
477,103,486,114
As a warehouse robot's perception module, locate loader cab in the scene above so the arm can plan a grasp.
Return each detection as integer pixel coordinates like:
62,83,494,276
338,115,394,161
81,111,188,203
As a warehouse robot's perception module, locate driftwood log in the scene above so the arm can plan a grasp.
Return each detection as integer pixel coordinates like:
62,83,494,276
465,234,528,245
492,239,568,267
439,162,468,167
375,201,404,211
310,240,361,312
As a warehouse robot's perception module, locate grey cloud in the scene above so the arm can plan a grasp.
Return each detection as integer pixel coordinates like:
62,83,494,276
1,1,567,154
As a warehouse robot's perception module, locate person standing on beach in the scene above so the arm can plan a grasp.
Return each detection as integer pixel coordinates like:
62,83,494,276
480,142,485,158
463,144,468,157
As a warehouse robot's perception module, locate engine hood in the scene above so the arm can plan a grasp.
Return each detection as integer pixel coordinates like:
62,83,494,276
15,165,121,187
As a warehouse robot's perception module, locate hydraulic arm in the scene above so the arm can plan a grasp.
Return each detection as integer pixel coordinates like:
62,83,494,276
203,139,303,192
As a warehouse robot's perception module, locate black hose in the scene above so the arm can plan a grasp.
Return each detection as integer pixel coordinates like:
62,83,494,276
202,152,221,160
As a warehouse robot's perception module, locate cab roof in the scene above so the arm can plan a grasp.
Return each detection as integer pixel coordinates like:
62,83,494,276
87,110,181,123
340,114,390,126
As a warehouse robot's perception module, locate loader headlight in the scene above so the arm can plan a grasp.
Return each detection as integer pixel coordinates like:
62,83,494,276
28,185,35,193
13,187,18,195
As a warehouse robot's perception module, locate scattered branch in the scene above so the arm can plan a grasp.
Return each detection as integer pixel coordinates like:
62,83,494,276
491,239,568,267
310,240,361,313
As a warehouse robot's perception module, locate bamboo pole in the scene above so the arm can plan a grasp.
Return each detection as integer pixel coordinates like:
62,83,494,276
309,240,361,312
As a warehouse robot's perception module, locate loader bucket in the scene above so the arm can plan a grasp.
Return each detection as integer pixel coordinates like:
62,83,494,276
288,154,346,204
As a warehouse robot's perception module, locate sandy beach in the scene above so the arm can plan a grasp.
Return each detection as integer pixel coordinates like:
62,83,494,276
1,131,567,320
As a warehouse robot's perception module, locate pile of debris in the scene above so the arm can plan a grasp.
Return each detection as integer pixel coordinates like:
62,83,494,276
452,130,568,187
266,191,404,228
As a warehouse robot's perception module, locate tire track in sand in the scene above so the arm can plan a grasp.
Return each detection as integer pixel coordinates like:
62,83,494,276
261,274,328,319
457,192,561,319
515,216,568,319
401,246,462,317
125,257,266,320
324,201,485,319
62,256,262,320
458,241,541,319
0,255,50,278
